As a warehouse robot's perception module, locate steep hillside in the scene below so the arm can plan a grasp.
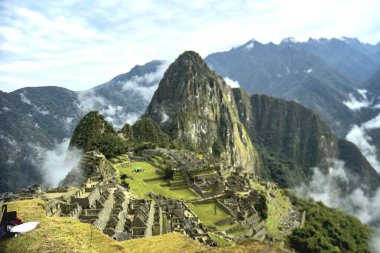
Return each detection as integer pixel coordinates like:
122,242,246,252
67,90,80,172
145,51,258,172
69,111,115,152
127,117,171,148
233,89,380,190
363,68,380,158
365,67,380,105
205,39,364,136
0,87,81,192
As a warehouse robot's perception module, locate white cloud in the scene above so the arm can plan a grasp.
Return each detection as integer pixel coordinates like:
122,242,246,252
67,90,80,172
74,61,168,129
1,0,379,92
343,90,371,110
20,93,31,105
346,113,380,173
161,110,169,123
77,91,142,129
304,68,313,74
224,77,240,88
28,139,83,187
122,61,169,102
0,134,19,150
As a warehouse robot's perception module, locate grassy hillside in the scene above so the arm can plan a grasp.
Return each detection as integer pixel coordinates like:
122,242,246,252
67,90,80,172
0,200,287,253
0,200,128,253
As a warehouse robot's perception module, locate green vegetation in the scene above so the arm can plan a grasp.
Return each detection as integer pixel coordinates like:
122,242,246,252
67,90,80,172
130,117,171,148
115,161,197,200
119,118,172,151
89,133,129,159
288,197,371,253
208,233,231,247
187,202,232,230
254,193,268,220
69,111,115,151
70,112,171,160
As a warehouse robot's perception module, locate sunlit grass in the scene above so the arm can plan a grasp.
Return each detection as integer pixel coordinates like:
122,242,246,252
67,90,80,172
187,202,232,230
116,161,198,200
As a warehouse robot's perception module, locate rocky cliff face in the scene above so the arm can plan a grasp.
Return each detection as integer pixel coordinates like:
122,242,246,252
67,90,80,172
233,90,337,186
145,51,258,173
233,89,380,190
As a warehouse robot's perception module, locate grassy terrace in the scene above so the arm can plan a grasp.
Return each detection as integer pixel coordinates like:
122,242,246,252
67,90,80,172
115,161,198,200
249,180,292,239
187,202,233,231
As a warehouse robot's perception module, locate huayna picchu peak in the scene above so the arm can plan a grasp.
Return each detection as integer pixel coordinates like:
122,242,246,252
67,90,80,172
146,51,258,174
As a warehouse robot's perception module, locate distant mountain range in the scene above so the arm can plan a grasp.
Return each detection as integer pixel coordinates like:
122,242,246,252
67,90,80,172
205,37,380,135
1,36,379,192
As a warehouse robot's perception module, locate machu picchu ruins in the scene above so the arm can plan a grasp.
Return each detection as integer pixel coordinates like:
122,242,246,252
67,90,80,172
0,147,304,249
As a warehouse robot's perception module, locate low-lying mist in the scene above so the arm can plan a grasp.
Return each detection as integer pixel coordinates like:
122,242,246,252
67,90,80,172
296,159,380,252
28,138,82,187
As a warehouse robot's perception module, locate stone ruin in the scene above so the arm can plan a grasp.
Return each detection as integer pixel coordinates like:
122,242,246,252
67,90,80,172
192,173,225,198
61,151,118,187
151,194,216,246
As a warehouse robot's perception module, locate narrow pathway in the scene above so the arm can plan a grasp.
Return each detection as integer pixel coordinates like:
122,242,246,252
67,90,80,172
145,201,155,237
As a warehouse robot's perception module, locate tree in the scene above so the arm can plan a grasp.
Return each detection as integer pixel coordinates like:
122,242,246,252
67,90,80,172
121,180,129,189
163,167,174,180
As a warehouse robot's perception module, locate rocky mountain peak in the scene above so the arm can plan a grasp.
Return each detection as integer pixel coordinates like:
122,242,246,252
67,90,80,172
145,51,258,173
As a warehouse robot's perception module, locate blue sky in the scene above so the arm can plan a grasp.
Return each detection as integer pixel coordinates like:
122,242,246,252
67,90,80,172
1,0,380,91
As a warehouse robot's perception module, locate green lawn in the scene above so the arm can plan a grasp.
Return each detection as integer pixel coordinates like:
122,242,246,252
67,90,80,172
187,202,232,230
116,161,198,200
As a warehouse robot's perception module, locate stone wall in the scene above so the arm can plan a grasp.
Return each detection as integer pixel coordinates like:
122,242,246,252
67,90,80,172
93,190,114,232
